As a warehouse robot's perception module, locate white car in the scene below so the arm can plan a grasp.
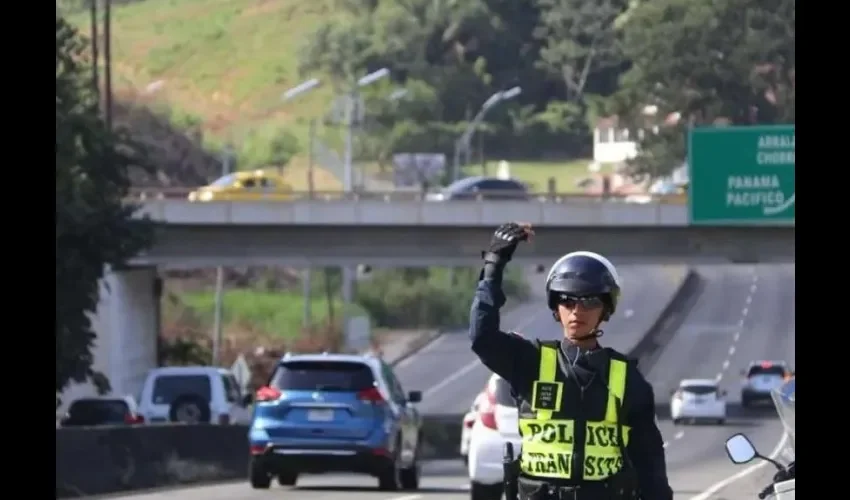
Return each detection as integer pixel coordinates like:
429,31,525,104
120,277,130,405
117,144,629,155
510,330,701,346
468,374,521,500
670,378,727,425
461,391,485,465
138,366,253,425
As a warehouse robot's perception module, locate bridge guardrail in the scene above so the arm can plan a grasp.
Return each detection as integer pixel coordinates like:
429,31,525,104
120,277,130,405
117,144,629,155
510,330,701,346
126,187,687,205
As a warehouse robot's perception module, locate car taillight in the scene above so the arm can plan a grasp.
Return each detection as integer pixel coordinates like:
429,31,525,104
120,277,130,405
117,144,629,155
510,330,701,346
256,386,282,402
357,387,384,403
464,416,476,428
124,414,144,424
478,392,498,430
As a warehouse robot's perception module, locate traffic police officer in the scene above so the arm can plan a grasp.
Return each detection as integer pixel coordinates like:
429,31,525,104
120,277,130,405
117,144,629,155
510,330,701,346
470,222,673,500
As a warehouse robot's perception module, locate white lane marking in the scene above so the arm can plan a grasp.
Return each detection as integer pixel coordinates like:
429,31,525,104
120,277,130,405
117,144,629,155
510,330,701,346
624,309,634,318
690,432,788,500
663,441,669,448
390,495,423,500
674,430,685,440
423,312,543,397
714,272,757,381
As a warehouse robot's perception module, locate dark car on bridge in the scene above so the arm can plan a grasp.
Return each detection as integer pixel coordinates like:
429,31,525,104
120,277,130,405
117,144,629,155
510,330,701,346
426,176,529,201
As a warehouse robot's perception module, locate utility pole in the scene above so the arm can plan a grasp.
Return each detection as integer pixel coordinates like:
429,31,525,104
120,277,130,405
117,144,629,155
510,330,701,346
103,0,113,131
211,145,234,366
89,0,99,96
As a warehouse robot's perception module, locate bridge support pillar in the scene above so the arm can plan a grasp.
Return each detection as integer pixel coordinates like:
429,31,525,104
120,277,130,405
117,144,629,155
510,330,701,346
58,266,161,412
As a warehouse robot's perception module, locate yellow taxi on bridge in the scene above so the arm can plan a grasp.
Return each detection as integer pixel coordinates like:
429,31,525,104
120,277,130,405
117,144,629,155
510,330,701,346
188,170,295,202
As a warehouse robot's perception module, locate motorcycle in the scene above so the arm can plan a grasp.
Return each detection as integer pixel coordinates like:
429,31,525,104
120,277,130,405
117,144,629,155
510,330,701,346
723,377,795,499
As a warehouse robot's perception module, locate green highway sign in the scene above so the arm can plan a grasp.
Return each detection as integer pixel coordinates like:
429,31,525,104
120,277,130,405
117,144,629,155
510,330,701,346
688,125,795,225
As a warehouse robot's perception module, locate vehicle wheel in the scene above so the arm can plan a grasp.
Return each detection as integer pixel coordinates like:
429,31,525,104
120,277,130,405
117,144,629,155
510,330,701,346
462,454,469,467
168,395,211,424
249,458,271,489
470,481,503,500
277,471,298,487
378,448,402,491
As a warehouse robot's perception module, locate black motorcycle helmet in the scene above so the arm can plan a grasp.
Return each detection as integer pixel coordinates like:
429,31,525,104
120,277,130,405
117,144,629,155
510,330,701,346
545,251,621,322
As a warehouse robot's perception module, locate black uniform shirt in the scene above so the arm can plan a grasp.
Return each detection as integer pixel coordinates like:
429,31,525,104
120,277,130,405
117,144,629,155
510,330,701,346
469,267,673,500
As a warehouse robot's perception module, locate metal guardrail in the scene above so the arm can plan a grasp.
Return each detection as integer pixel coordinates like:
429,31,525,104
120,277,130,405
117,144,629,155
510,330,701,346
126,187,687,205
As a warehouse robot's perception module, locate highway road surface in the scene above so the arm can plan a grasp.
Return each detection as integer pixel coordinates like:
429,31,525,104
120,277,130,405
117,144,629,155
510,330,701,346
648,264,795,499
102,264,794,500
395,265,691,415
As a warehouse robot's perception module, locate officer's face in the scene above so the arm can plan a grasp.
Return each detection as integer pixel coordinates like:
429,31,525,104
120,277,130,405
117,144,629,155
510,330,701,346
558,295,604,338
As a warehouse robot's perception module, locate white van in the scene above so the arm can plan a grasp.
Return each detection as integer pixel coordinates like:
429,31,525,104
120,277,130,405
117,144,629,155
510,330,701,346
137,366,252,425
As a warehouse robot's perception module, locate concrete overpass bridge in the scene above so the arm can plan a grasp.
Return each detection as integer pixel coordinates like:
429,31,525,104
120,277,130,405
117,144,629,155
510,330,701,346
64,195,793,409
131,197,794,267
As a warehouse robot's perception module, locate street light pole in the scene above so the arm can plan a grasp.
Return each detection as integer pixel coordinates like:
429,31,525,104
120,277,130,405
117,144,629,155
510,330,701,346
340,68,391,348
282,78,323,331
282,71,392,347
452,86,522,181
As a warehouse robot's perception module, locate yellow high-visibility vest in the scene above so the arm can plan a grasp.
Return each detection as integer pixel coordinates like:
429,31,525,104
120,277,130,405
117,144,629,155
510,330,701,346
519,345,630,480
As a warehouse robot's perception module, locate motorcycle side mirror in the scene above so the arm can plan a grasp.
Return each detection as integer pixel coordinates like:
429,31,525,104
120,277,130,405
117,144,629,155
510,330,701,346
725,433,757,464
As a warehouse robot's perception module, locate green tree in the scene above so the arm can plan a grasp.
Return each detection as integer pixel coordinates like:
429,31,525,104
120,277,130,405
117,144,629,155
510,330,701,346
535,0,629,102
613,0,795,177
56,15,153,405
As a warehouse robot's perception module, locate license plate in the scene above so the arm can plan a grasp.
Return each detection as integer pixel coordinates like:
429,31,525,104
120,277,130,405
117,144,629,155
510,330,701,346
307,409,334,422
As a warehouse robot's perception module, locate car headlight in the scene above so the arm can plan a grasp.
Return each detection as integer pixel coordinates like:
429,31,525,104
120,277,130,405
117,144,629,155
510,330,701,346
199,191,213,202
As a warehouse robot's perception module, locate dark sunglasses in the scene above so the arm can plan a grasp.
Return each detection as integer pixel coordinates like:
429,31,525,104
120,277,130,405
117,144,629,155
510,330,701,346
557,294,605,310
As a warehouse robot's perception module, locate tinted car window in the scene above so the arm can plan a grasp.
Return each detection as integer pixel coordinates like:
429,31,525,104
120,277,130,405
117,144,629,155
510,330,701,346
65,399,129,426
271,361,376,392
747,365,786,377
493,378,518,408
492,179,526,191
152,375,212,405
381,362,406,402
681,385,717,396
221,374,240,403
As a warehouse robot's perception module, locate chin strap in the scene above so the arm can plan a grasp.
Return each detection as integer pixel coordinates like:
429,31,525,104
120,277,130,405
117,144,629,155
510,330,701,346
571,329,604,341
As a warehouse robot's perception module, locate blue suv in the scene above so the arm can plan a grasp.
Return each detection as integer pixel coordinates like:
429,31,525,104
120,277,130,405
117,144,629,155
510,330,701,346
247,353,423,490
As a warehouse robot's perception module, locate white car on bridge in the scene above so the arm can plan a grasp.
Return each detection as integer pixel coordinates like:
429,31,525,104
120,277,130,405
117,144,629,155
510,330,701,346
467,374,521,500
670,378,727,425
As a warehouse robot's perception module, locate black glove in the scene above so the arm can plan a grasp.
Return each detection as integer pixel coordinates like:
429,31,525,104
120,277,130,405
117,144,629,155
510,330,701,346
483,222,532,266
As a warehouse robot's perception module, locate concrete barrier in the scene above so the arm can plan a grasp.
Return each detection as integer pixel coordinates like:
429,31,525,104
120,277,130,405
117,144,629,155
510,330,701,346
56,417,462,498
56,424,249,497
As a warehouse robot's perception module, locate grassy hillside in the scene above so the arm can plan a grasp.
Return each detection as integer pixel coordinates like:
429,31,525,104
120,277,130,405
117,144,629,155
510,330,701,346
65,0,598,192
65,0,346,189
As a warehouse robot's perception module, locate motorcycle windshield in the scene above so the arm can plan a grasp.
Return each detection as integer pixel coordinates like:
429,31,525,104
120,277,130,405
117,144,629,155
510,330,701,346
771,377,795,453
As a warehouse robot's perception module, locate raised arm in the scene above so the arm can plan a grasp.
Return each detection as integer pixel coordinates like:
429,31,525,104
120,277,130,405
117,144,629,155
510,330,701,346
469,223,539,393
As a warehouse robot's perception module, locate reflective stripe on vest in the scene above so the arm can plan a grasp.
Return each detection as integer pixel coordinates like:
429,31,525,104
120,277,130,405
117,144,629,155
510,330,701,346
519,345,630,481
